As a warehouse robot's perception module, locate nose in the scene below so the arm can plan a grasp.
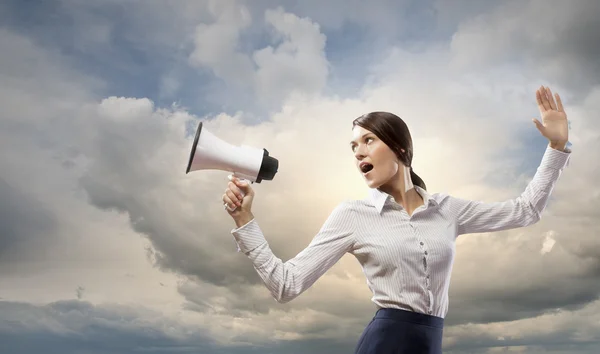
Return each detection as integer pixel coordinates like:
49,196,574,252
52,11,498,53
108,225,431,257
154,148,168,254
354,144,366,160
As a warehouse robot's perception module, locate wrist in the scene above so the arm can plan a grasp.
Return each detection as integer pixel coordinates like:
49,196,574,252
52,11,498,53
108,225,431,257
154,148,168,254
549,140,567,151
233,212,254,228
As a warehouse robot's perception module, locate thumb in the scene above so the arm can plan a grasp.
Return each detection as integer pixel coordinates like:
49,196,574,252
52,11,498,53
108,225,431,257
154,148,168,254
532,118,545,135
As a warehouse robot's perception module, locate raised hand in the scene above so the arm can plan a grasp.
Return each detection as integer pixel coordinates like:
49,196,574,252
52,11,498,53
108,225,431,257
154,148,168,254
533,86,569,151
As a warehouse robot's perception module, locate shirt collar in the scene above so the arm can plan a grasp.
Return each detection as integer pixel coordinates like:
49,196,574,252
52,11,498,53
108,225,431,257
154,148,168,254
368,186,438,214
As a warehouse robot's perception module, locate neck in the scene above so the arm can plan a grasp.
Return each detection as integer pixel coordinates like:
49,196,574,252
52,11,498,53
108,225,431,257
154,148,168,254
379,165,423,215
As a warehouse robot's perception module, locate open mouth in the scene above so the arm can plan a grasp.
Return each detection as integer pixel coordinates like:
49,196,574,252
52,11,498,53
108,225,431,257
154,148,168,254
360,163,374,174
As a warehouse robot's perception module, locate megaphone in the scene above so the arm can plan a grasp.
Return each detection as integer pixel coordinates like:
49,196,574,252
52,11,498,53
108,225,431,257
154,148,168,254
185,121,279,184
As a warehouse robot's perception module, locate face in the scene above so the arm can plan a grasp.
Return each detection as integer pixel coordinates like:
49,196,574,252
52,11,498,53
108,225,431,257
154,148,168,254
350,126,402,189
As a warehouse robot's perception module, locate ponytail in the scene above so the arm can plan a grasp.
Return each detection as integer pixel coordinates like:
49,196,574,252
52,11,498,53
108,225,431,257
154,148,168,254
410,168,426,190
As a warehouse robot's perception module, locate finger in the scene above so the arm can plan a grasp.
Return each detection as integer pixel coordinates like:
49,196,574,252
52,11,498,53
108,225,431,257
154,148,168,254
235,178,249,187
555,93,565,112
228,181,245,199
222,194,237,211
232,180,252,197
545,87,557,110
540,86,551,111
536,89,546,112
229,175,251,192
532,118,545,134
226,189,242,207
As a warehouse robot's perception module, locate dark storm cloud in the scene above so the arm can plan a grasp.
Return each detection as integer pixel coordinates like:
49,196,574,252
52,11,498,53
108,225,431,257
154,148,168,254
444,317,600,354
536,1,600,91
0,300,214,354
0,27,97,271
0,178,57,264
448,284,600,326
0,300,358,354
446,241,600,326
451,0,600,96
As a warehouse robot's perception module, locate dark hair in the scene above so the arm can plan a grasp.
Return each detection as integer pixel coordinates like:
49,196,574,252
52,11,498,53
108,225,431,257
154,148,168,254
352,111,426,190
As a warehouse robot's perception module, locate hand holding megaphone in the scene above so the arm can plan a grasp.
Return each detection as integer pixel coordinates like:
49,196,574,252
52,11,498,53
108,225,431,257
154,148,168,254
223,174,254,216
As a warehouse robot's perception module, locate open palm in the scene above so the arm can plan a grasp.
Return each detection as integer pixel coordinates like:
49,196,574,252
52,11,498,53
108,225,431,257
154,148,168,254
533,86,569,149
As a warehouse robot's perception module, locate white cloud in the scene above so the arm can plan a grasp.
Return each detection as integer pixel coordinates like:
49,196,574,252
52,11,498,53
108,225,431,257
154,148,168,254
189,1,254,87
253,7,328,105
444,298,600,352
190,4,329,109
541,231,557,255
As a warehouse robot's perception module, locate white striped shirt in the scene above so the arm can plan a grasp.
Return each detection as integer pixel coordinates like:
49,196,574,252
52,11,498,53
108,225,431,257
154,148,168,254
231,146,571,318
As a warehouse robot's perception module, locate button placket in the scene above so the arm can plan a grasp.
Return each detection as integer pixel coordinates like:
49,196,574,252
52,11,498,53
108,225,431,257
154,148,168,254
427,291,433,314
413,221,433,313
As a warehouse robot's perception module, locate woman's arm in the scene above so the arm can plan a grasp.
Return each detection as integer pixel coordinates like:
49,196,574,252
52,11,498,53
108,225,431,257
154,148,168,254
222,174,355,303
451,86,571,236
450,145,570,235
230,202,356,303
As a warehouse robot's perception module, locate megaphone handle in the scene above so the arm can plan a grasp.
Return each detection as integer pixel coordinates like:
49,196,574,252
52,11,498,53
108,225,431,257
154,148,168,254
226,174,251,211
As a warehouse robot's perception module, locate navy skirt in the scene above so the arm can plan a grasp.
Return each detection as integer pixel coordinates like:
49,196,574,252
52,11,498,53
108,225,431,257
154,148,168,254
354,308,444,354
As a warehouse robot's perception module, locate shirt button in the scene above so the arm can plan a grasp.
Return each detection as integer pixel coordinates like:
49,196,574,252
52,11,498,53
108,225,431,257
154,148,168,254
420,242,424,246
424,251,428,255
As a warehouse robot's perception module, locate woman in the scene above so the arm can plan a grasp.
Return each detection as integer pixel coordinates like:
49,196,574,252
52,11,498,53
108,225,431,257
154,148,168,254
221,86,571,353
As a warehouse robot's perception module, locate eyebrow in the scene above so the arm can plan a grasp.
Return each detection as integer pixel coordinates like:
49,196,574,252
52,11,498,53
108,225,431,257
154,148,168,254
350,133,374,145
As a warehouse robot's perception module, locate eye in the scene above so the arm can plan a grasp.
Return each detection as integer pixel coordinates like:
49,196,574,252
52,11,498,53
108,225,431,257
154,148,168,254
365,137,373,144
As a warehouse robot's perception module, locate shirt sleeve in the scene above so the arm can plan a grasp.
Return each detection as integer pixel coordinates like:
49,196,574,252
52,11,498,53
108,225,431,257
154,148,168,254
449,146,571,236
230,201,356,303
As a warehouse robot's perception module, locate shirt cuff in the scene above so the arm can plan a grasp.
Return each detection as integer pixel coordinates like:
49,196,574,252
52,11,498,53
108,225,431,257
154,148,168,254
541,144,571,170
231,219,267,254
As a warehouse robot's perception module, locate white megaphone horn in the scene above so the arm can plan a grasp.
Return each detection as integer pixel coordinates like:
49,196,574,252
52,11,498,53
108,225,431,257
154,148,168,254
185,121,279,185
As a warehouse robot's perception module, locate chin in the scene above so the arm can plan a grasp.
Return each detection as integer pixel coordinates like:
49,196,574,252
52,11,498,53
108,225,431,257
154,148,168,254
364,178,382,189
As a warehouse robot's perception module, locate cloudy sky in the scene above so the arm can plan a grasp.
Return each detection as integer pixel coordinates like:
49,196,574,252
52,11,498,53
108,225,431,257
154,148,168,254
0,0,599,353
